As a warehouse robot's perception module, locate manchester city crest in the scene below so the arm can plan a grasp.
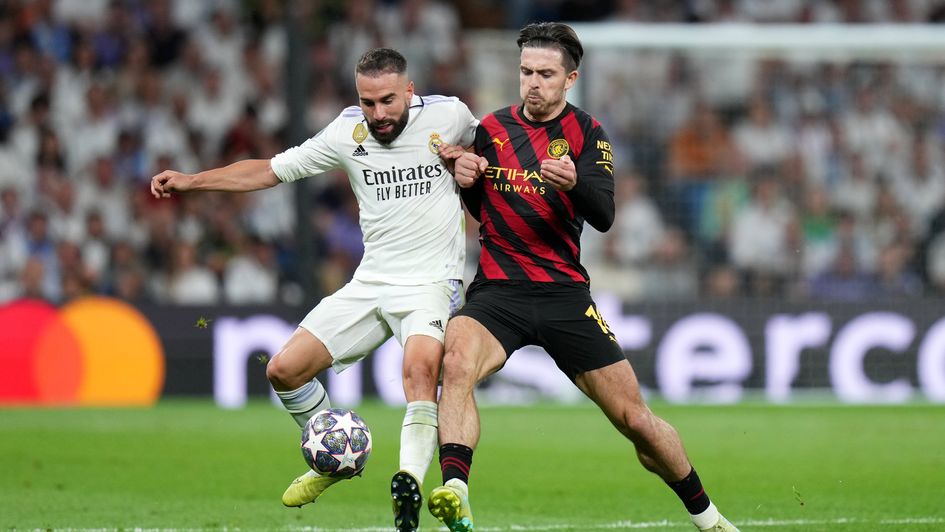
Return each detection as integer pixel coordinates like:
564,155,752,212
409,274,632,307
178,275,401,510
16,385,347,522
547,138,570,159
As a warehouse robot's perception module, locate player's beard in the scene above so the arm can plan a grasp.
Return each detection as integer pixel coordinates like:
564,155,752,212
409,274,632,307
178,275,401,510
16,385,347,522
523,91,560,121
367,109,409,145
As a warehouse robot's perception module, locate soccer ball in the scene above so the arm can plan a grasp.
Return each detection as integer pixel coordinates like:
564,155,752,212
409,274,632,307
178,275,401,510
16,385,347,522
301,408,372,478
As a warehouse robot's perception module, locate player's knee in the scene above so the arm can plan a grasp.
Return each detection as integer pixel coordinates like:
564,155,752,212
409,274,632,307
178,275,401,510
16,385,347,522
264,355,284,387
442,348,478,384
614,404,655,440
403,360,438,392
266,352,299,389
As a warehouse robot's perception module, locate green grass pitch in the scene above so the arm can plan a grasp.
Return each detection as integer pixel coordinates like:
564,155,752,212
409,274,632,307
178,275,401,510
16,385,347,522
1,400,943,531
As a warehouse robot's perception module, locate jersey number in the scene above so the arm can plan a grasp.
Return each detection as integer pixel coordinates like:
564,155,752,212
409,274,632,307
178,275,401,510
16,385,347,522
585,304,613,335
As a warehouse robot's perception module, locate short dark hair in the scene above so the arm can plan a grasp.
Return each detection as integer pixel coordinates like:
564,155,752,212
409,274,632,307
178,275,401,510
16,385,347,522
517,22,583,72
356,48,407,76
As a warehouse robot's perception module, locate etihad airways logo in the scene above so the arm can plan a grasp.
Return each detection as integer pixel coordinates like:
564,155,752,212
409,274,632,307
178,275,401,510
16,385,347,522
484,166,547,195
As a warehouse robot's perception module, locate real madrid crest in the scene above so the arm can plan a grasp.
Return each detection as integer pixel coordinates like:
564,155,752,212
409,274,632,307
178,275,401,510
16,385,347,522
428,133,443,154
547,138,570,159
353,123,368,144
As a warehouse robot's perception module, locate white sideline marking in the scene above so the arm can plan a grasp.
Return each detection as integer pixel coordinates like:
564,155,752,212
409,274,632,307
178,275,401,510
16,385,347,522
41,517,945,531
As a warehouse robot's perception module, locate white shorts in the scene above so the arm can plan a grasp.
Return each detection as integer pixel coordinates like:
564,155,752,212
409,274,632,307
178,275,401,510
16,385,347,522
299,279,464,372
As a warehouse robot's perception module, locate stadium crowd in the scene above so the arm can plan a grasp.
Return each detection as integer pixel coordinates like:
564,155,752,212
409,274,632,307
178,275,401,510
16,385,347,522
1,0,945,305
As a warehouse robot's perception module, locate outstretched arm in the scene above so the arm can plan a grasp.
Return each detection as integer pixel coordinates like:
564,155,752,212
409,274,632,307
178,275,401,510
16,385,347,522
150,159,280,198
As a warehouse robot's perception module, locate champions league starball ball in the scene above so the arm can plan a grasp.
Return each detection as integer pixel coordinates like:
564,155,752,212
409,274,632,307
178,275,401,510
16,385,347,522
300,408,372,478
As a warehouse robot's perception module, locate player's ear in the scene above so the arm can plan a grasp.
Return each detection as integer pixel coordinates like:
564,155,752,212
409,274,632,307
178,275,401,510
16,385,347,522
564,70,579,90
405,80,415,100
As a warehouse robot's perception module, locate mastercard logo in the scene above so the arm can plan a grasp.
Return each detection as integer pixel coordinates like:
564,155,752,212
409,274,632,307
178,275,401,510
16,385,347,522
0,296,164,405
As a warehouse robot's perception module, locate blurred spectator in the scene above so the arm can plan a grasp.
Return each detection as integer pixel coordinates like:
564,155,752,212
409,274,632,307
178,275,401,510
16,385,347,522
75,156,132,240
146,0,186,68
806,244,877,301
823,210,879,278
0,187,26,300
841,87,907,177
703,264,742,298
27,0,72,63
18,256,48,300
81,210,110,288
328,0,383,91
798,185,837,278
612,172,665,266
875,243,922,298
795,101,837,188
728,170,797,296
18,210,61,302
9,93,50,174
223,234,278,305
831,152,877,222
889,133,945,237
186,68,240,160
733,96,794,172
666,100,739,237
69,84,119,174
378,0,461,90
639,227,699,301
160,241,219,305
697,175,748,256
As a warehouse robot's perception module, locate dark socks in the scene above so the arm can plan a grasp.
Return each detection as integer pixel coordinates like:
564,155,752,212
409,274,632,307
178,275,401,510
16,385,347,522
667,467,711,515
439,443,473,485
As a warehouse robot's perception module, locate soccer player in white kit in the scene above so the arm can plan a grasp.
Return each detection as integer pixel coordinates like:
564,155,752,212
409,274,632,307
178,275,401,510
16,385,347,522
150,48,477,532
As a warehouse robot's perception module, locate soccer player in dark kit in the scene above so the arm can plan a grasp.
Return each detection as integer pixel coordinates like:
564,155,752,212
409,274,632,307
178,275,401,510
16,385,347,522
429,22,739,532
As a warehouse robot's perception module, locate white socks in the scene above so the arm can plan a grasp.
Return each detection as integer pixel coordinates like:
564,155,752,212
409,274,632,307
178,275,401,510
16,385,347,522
690,502,720,530
445,478,469,498
399,400,438,483
275,379,331,428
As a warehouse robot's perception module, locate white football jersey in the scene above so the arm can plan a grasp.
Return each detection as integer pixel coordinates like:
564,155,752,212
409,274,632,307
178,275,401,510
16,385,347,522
271,94,478,285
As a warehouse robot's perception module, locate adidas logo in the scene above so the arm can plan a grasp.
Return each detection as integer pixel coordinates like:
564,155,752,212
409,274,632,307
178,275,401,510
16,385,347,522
352,144,369,156
428,319,443,332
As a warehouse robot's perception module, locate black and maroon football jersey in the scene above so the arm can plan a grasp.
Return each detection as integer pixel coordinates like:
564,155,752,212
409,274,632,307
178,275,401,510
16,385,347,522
463,103,615,284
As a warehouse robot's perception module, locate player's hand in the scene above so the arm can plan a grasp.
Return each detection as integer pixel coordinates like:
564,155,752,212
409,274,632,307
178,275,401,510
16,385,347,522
437,143,466,176
452,152,488,188
541,154,577,191
150,170,193,198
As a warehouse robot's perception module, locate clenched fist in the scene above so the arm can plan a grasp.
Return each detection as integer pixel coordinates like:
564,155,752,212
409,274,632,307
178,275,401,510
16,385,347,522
150,170,193,198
